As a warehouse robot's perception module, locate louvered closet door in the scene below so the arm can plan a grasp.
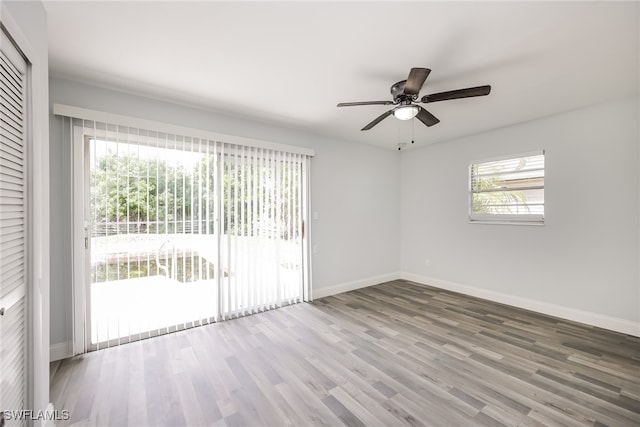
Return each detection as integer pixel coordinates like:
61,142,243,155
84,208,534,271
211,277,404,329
0,28,28,425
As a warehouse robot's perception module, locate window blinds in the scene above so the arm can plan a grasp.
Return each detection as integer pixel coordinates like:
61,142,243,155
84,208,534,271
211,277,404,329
56,110,311,350
470,151,545,223
220,143,306,318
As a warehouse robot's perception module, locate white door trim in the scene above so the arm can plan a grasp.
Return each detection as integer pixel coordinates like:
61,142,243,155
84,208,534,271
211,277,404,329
71,124,88,355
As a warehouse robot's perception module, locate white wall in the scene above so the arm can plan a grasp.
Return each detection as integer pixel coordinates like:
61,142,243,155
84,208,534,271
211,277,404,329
48,77,401,350
400,98,640,334
1,0,50,416
48,80,639,354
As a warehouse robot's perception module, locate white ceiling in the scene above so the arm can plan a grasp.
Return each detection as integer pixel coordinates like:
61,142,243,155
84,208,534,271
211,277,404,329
43,1,639,150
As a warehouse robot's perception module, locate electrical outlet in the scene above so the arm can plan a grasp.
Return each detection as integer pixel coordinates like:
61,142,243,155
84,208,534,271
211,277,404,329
313,244,319,254
425,259,431,266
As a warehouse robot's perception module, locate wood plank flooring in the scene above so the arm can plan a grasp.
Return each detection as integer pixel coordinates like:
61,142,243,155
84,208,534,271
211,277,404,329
50,280,640,426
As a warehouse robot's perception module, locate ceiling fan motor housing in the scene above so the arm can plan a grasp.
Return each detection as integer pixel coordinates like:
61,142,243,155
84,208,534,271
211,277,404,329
391,80,417,103
391,80,406,100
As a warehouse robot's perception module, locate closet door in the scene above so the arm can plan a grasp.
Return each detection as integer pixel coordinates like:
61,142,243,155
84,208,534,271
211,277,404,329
0,27,28,426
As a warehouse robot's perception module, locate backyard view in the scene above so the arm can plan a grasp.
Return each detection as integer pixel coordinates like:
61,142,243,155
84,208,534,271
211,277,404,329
88,134,304,347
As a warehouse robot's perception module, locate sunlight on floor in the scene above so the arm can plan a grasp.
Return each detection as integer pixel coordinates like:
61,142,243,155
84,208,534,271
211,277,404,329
91,275,219,344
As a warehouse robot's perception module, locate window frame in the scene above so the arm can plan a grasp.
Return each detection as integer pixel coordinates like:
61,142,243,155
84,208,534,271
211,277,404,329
468,150,545,225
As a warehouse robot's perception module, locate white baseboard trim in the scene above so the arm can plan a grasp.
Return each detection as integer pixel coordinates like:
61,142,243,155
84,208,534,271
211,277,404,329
312,272,401,299
50,341,72,362
401,272,640,338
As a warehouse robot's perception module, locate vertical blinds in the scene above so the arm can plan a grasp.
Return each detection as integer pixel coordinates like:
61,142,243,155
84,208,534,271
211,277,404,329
220,143,305,318
0,28,28,423
58,115,311,350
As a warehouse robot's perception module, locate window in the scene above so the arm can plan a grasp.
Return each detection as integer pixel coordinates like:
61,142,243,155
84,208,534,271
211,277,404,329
469,151,544,224
54,104,313,351
84,131,309,348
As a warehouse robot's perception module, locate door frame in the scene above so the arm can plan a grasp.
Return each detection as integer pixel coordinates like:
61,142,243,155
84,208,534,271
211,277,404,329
71,125,89,355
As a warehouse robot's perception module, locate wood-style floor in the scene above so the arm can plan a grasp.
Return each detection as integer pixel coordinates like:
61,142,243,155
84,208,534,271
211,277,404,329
50,280,640,427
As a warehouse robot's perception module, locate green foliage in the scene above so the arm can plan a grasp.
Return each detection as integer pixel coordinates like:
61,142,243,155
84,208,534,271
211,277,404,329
471,166,529,215
91,151,301,238
91,152,193,231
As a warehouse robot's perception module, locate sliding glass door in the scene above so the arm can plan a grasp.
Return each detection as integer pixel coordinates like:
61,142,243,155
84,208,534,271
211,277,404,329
77,121,309,350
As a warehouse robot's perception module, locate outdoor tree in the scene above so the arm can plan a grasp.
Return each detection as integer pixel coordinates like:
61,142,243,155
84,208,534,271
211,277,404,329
90,151,191,234
91,149,302,238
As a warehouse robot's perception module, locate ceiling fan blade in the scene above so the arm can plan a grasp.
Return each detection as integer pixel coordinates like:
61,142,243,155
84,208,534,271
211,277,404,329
337,100,395,107
421,85,491,103
361,110,394,131
415,106,440,127
403,68,431,96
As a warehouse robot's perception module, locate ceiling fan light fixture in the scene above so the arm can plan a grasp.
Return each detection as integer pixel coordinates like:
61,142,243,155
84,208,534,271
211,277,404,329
393,105,419,120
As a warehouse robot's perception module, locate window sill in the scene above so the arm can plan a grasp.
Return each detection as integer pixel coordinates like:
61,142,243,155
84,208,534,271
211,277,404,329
469,220,545,226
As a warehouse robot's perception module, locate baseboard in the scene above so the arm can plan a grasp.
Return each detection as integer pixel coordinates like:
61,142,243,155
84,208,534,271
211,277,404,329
312,272,401,299
401,272,640,338
50,341,72,362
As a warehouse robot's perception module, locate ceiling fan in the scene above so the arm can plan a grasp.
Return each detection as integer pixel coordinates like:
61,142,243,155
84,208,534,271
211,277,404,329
337,68,491,131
